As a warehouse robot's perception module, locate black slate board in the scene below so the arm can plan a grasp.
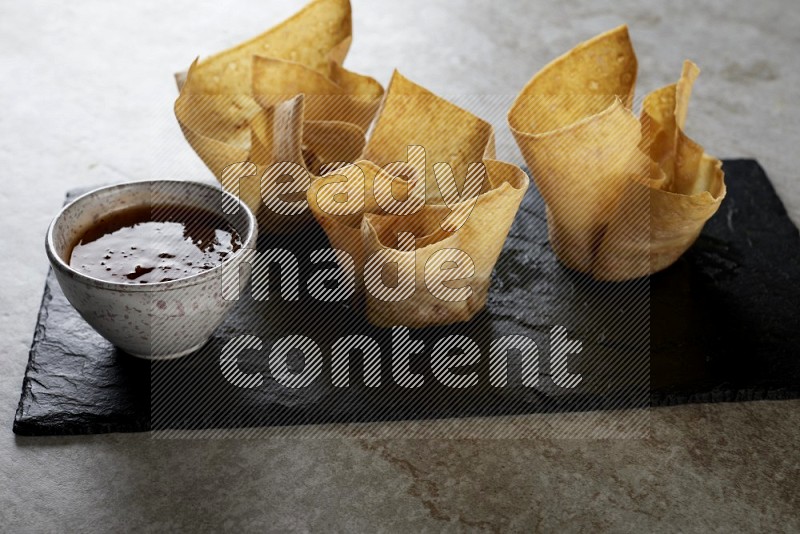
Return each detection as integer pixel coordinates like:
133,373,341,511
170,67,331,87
14,160,800,436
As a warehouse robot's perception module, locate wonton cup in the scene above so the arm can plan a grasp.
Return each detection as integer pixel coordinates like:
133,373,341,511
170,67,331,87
508,25,725,281
174,0,384,232
308,72,530,327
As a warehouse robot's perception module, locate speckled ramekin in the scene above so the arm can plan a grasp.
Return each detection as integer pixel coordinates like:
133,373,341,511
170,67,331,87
45,180,257,359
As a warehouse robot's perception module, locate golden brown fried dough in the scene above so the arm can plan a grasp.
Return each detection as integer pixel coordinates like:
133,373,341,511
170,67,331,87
174,0,383,231
309,72,529,327
509,26,725,281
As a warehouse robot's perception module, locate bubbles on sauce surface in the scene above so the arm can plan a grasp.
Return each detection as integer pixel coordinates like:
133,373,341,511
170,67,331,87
69,205,242,284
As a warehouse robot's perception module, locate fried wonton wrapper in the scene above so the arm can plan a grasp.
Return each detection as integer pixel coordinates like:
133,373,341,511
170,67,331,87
174,0,384,231
508,25,725,281
308,72,529,327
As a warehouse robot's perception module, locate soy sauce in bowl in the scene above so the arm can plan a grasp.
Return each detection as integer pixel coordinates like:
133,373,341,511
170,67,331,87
69,204,242,284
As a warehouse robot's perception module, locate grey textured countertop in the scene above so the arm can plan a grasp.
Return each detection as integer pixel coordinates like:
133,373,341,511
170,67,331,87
1,0,798,531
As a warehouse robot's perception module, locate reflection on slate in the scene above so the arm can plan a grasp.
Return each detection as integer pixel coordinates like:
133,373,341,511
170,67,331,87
13,160,800,435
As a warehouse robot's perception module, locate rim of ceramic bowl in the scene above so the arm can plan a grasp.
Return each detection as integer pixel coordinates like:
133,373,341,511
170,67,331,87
45,180,258,292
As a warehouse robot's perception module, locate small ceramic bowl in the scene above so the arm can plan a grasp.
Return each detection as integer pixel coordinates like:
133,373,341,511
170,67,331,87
46,180,257,359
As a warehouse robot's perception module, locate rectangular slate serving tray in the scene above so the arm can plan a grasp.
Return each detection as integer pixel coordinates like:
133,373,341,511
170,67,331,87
14,160,800,436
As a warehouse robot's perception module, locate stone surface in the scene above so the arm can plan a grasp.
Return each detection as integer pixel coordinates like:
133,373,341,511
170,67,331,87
14,161,800,437
2,0,800,531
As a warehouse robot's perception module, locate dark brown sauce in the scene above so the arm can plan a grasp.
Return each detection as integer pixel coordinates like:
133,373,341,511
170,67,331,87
69,204,242,284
